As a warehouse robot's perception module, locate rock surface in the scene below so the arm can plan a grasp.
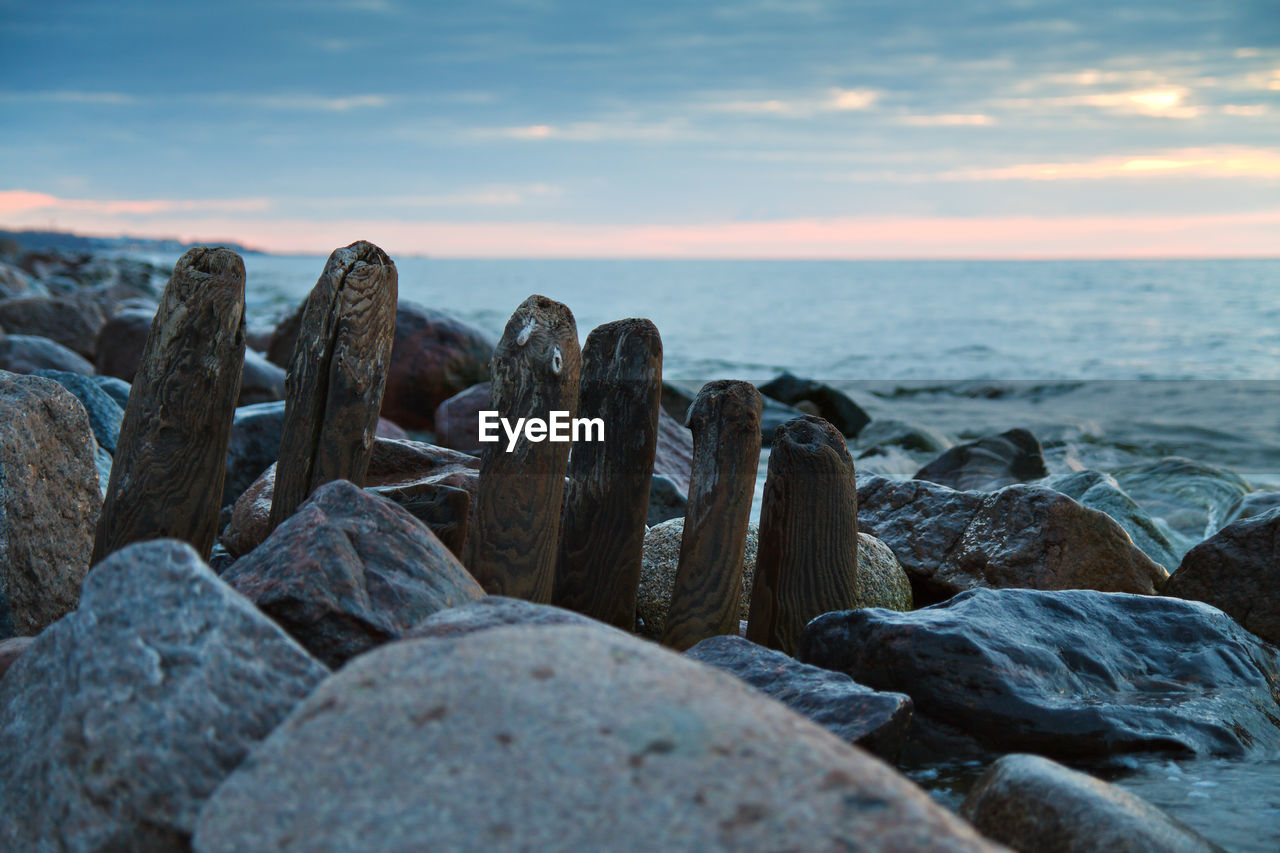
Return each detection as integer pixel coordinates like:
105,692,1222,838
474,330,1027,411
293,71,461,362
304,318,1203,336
960,754,1224,853
638,519,911,639
194,623,998,852
409,595,597,640
1164,508,1280,647
1111,457,1251,543
914,428,1048,491
0,540,327,851
0,295,105,359
857,418,953,455
0,371,100,637
654,407,694,492
1048,469,1188,570
0,636,32,679
432,380,490,453
857,475,1168,604
238,348,287,406
223,481,484,668
758,372,871,437
686,635,913,761
647,473,688,526
0,332,95,375
799,587,1280,760
93,306,154,381
380,302,493,429
33,368,124,454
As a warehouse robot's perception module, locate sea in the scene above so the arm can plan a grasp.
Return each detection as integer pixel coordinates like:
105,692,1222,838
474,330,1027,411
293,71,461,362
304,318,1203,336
137,252,1280,848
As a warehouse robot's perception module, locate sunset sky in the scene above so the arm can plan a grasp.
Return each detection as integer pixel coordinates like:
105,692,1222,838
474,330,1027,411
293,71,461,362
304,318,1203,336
2,0,1278,258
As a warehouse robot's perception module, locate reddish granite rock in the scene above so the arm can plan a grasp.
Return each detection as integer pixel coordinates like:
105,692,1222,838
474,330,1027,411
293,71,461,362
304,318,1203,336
0,296,106,360
223,480,484,668
380,303,493,430
94,307,154,382
433,381,490,454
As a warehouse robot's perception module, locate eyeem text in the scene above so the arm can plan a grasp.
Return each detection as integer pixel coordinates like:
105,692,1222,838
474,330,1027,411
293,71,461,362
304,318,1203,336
478,410,605,452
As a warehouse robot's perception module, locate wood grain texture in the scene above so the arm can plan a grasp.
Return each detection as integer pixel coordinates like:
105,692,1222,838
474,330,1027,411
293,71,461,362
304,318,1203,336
91,247,246,563
553,318,662,628
464,295,580,602
662,380,762,650
269,241,398,531
747,415,859,655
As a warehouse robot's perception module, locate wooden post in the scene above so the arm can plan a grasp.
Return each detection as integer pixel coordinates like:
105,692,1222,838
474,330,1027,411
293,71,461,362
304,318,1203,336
747,415,859,655
269,241,398,531
662,380,762,650
464,295,580,602
553,319,662,628
92,247,246,564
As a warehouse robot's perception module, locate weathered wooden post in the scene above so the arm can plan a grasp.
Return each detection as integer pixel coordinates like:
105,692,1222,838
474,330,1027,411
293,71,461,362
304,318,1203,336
662,380,762,650
747,415,859,655
553,318,662,628
92,247,246,564
268,241,398,531
465,295,580,601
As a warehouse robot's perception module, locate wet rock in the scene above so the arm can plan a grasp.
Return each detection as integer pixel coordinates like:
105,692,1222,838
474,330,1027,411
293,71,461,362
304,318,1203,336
0,636,33,679
1111,457,1251,543
380,302,493,430
799,588,1280,760
647,473,687,526
409,595,596,640
686,635,913,761
1164,508,1280,647
857,475,1168,605
914,428,1047,492
0,371,100,638
0,332,95,375
238,348,286,406
655,407,693,492
759,395,810,446
224,481,484,668
0,540,327,851
222,438,478,557
857,418,953,455
33,368,124,454
1048,469,1188,570
758,372,871,437
433,381,490,453
94,306,154,381
0,296,105,359
193,623,998,852
1233,489,1280,522
960,753,1224,853
638,519,911,639
660,380,695,424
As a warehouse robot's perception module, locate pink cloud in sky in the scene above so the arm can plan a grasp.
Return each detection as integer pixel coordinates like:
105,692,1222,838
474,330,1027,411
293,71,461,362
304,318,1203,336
2,190,1278,259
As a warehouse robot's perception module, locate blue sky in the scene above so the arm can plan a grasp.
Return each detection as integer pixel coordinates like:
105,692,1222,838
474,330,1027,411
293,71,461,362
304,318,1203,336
2,0,1278,256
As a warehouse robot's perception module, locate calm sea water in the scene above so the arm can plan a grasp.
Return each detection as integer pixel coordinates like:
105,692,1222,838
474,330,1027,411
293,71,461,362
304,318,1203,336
142,252,1280,849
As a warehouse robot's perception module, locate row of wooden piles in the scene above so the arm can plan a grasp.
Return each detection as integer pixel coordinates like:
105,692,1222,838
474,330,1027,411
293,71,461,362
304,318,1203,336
93,241,862,656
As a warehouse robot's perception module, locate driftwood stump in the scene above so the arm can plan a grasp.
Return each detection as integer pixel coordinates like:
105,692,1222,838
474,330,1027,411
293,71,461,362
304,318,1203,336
553,319,662,628
662,380,762,650
269,241,398,531
465,295,580,602
747,415,859,654
92,247,246,564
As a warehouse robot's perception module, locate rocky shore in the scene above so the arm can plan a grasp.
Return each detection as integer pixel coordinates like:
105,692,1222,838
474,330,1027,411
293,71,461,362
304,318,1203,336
0,244,1277,850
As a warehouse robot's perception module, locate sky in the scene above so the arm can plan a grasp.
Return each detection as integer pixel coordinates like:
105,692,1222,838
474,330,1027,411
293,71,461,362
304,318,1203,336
1,0,1278,258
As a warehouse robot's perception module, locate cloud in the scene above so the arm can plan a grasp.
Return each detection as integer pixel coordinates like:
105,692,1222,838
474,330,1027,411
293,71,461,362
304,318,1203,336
940,147,1280,181
826,88,879,111
706,87,880,117
1221,104,1268,116
475,121,686,141
240,94,391,111
1000,86,1202,118
897,113,995,126
0,190,271,217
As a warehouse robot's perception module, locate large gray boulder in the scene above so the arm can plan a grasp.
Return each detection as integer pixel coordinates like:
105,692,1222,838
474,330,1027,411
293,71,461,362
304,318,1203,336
1048,469,1188,570
914,428,1048,492
194,623,998,852
0,371,100,638
0,540,328,851
0,332,95,375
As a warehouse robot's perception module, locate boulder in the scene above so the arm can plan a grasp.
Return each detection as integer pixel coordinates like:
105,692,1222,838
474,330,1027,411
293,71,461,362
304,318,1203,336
638,519,911,640
90,374,131,408
380,302,493,429
1048,469,1188,570
660,380,695,424
799,588,1280,760
433,381,490,453
0,540,327,851
1164,508,1280,647
409,595,597,640
913,428,1048,491
193,624,999,852
960,754,1224,853
856,418,953,455
0,260,37,298
0,636,33,679
0,333,95,375
857,475,1168,605
647,473,687,526
224,481,484,668
758,372,871,437
0,295,105,359
237,348,286,406
265,300,304,367
1233,489,1280,522
94,306,154,381
221,438,478,557
1110,457,1251,543
686,635,913,761
0,371,100,637
33,368,124,454
655,407,693,492
759,395,810,446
